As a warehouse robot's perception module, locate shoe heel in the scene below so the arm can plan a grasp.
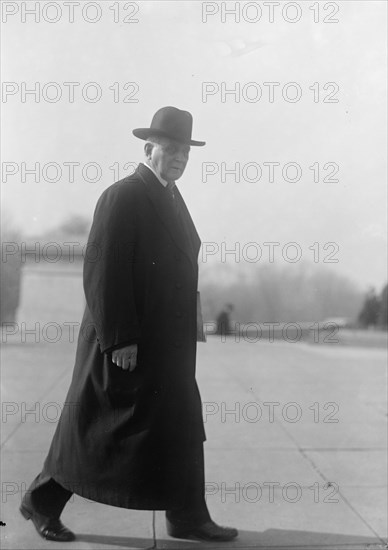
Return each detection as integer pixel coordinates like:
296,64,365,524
19,504,32,520
166,523,189,539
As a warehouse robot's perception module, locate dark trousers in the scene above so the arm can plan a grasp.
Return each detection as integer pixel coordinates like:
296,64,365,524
27,443,210,527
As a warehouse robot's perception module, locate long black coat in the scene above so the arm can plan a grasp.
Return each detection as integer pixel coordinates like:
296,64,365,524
42,163,206,510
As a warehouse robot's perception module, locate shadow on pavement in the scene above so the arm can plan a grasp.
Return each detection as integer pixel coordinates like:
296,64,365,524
74,533,154,548
74,528,385,549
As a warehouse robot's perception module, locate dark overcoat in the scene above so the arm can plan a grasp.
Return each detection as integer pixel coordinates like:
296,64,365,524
42,163,206,510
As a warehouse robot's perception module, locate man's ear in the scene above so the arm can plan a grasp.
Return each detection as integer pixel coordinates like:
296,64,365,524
144,142,153,158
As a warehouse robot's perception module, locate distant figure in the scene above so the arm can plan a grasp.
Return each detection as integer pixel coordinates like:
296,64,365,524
216,303,234,336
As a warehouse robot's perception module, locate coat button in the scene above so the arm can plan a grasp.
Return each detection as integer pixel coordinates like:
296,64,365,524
176,311,182,318
174,341,182,348
174,253,181,261
175,282,182,289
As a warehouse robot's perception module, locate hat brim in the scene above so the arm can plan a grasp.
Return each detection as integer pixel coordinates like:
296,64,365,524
132,128,205,147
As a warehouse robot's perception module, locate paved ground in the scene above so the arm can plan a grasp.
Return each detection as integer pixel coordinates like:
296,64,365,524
1,332,387,549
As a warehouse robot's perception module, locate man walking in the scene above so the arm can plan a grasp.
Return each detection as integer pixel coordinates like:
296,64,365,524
21,107,238,543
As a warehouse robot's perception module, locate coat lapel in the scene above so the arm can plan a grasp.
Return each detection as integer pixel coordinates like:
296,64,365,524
137,164,200,267
174,185,201,258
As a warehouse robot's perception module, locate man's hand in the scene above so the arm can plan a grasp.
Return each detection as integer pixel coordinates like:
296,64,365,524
112,344,137,371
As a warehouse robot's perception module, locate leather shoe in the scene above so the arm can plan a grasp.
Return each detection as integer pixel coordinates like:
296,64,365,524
167,519,238,541
20,494,75,542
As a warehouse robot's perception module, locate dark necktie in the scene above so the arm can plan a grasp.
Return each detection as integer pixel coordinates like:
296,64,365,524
166,181,180,215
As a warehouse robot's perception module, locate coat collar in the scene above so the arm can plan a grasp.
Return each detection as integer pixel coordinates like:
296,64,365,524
136,163,200,267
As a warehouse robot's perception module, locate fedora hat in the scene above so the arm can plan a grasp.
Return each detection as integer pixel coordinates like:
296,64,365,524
132,106,205,146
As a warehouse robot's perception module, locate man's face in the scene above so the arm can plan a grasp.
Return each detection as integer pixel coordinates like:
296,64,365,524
147,138,190,182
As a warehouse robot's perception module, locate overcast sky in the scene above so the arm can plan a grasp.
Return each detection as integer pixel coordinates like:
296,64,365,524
2,1,387,291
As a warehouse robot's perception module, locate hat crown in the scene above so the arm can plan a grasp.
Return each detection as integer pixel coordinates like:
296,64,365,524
150,106,193,143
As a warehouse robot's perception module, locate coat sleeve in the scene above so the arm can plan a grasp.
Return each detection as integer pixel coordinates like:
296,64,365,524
83,183,141,354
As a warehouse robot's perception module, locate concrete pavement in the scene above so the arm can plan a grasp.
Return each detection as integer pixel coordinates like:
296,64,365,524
1,331,387,549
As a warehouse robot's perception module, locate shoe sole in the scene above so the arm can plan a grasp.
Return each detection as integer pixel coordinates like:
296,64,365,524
20,503,32,520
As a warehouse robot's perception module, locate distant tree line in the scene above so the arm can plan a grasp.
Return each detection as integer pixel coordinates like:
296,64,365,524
199,262,364,325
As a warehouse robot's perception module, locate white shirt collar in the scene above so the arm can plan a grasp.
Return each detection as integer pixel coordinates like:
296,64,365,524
143,162,169,188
